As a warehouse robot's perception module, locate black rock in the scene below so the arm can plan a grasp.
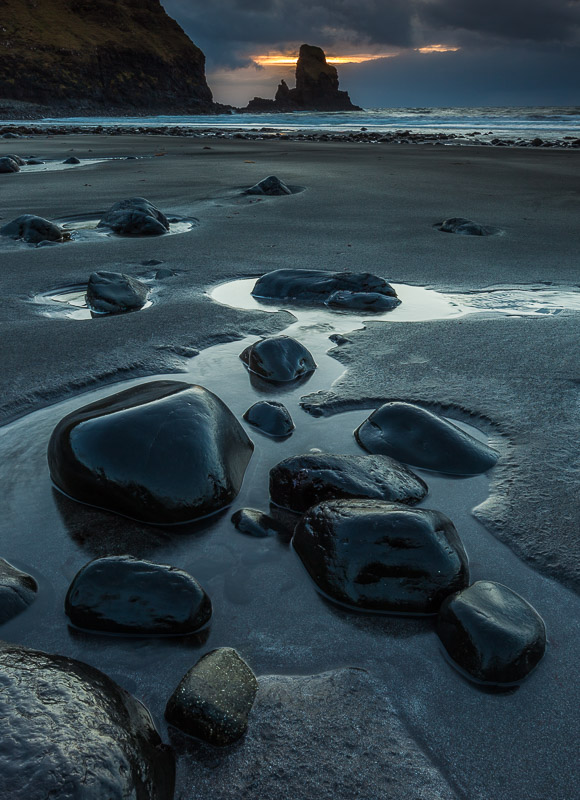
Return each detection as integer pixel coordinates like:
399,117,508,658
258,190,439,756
243,400,295,437
86,270,149,314
65,555,212,635
0,156,20,172
437,581,547,684
2,131,19,138
26,158,45,165
142,258,164,266
531,137,544,147
165,648,258,745
97,197,170,236
0,214,63,243
4,153,25,165
252,268,397,305
63,156,81,164
355,402,499,476
270,453,427,513
293,499,469,613
246,175,292,195
240,336,316,382
231,508,285,538
48,381,254,525
0,558,37,625
0,641,174,799
435,217,492,236
326,290,401,312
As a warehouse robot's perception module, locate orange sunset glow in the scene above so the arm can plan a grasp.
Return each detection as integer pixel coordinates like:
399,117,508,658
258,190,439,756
416,44,460,53
252,52,398,66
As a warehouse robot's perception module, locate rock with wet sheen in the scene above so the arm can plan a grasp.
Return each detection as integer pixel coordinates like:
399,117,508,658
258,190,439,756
65,555,212,635
435,217,492,236
246,175,292,195
0,214,63,243
293,499,469,613
48,380,254,524
26,158,45,165
437,581,547,684
270,453,428,513
231,508,286,538
0,156,19,172
252,268,397,305
326,290,401,312
4,153,25,165
240,335,316,382
86,270,149,314
97,197,170,236
0,641,174,799
243,400,295,437
355,401,499,475
63,156,81,164
166,647,258,745
0,558,37,625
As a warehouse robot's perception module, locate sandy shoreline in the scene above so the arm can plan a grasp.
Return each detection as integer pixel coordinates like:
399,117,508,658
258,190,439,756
1,135,579,798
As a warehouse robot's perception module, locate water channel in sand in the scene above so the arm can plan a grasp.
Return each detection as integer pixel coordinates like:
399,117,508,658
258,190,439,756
1,276,579,796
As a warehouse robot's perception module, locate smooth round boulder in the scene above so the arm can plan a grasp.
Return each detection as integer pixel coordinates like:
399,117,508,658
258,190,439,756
0,558,37,624
240,336,316,382
27,158,45,165
97,197,170,236
243,400,295,437
0,156,19,173
65,555,212,635
437,581,547,684
293,499,469,614
246,175,292,195
1,214,63,244
0,641,175,799
326,290,401,312
63,156,81,164
4,153,25,165
48,380,254,524
270,453,427,513
231,508,285,538
435,217,492,236
252,268,397,305
86,270,149,314
166,647,258,746
355,402,499,476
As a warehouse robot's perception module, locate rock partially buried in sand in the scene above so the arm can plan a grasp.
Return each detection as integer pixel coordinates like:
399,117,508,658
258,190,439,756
165,647,258,746
97,197,170,236
231,508,286,538
26,158,45,165
63,156,81,164
246,175,292,195
355,402,499,476
0,156,20,173
326,290,401,312
437,581,547,684
252,268,397,305
240,335,316,382
0,214,63,243
293,499,469,614
0,558,37,625
65,555,212,635
270,453,427,513
435,217,493,236
48,381,254,524
0,641,175,799
243,400,295,437
86,270,149,314
4,153,25,166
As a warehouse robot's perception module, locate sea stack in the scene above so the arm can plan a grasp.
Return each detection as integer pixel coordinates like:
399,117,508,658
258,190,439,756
244,44,361,112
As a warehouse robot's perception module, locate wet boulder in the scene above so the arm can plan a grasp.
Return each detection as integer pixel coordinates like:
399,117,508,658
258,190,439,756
0,641,175,799
0,558,37,625
270,453,427,513
231,508,286,538
246,175,292,195
435,217,492,236
326,290,401,312
48,380,254,525
4,153,25,166
0,214,63,243
166,647,258,746
240,335,316,382
437,581,547,684
65,555,212,635
293,499,469,614
0,156,19,172
97,197,170,236
252,268,397,305
63,156,81,164
86,270,149,314
355,402,499,476
26,158,45,165
243,400,295,437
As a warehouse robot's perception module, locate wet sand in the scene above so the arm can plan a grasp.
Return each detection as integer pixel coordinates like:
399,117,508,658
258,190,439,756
0,135,579,799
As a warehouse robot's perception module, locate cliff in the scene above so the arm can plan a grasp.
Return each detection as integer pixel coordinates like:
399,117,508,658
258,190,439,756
244,44,361,113
0,0,217,115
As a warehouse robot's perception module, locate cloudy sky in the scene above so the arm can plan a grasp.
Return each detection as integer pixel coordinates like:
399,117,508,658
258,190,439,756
162,0,580,107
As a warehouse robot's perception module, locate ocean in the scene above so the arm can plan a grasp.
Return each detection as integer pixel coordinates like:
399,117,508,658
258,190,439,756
36,106,580,142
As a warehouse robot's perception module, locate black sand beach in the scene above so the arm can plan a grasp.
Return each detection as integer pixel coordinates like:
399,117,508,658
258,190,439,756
1,135,579,799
